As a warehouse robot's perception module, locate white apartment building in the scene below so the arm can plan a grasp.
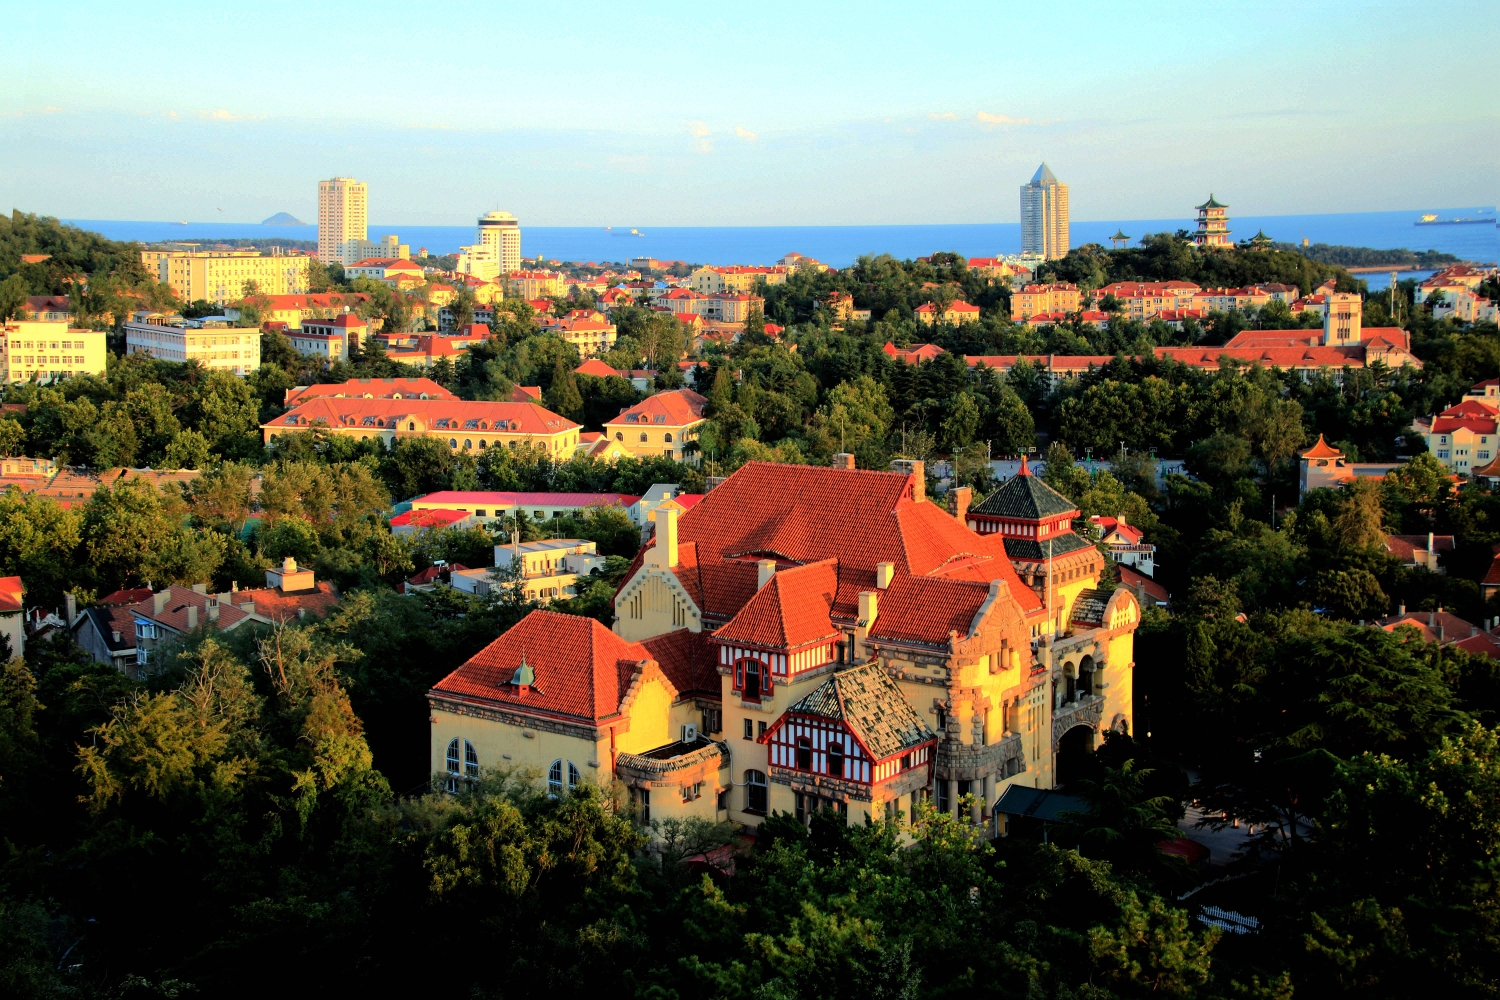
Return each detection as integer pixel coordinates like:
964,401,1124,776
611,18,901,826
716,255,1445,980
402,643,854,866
124,314,261,376
1,321,108,383
351,234,410,262
318,177,369,266
457,211,521,281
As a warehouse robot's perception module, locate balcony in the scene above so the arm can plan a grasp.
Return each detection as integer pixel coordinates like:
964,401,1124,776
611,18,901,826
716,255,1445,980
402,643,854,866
1052,693,1105,744
614,736,728,787
936,732,1025,782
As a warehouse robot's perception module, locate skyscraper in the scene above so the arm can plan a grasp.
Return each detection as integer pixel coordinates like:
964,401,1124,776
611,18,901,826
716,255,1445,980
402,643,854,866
1020,163,1069,261
317,177,368,266
457,211,522,281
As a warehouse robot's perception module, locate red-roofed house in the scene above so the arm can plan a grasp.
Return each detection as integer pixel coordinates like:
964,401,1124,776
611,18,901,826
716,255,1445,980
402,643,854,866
290,313,366,363
345,258,424,283
882,341,948,364
1385,532,1454,573
261,397,580,461
390,508,477,535
1376,606,1500,660
1089,515,1155,576
411,489,640,526
914,300,981,326
1414,379,1500,474
1297,434,1404,499
606,459,1140,831
599,389,707,463
429,609,727,812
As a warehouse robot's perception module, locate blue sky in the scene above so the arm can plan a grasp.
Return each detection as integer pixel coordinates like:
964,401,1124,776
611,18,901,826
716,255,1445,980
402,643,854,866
2,0,1494,226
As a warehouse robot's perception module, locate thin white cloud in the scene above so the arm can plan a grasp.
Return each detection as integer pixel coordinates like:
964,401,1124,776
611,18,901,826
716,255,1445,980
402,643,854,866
3,105,65,118
735,125,758,141
928,112,958,120
977,111,1034,126
199,108,265,122
684,119,713,153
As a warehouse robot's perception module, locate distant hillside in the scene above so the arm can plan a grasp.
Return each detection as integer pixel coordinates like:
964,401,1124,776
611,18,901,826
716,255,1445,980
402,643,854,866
1035,233,1359,293
1271,242,1460,269
262,212,307,226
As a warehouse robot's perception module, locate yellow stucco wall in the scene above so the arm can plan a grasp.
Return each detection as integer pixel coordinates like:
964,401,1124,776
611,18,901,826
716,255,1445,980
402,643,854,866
613,565,701,641
431,708,606,791
616,677,672,754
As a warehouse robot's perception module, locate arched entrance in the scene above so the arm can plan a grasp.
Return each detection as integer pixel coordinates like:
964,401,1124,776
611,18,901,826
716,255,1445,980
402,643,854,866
1056,724,1095,787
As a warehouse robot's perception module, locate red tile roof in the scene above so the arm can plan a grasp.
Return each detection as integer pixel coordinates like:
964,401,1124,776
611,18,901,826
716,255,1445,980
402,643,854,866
431,610,656,723
1119,564,1168,603
267,398,577,435
575,358,622,378
712,560,840,650
391,508,472,529
233,581,339,623
640,628,719,699
100,587,153,606
606,389,707,428
1300,434,1343,459
1385,534,1455,563
285,377,454,405
622,462,1040,643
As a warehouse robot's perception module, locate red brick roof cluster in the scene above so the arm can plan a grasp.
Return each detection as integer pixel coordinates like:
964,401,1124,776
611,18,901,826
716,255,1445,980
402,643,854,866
267,398,577,434
713,560,840,650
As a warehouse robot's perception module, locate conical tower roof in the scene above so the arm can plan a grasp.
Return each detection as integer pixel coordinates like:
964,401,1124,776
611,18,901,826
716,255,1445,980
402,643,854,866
1031,162,1058,185
1299,434,1342,460
970,460,1078,520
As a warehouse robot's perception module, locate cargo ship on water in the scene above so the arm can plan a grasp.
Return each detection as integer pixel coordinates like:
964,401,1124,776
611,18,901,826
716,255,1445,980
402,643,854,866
1415,212,1495,226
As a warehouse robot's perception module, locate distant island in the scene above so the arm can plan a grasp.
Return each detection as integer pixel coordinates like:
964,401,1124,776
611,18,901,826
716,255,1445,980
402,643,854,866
262,212,307,226
1274,241,1461,269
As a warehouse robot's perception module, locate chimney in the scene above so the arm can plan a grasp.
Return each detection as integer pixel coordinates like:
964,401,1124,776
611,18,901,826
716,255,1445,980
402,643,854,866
207,600,219,622
192,583,208,595
65,592,76,625
153,590,170,614
1399,603,1406,616
854,590,879,661
111,630,121,643
655,506,679,568
949,486,972,525
890,459,925,502
757,559,776,590
876,562,894,589
186,605,198,630
1117,512,1127,527
832,452,855,470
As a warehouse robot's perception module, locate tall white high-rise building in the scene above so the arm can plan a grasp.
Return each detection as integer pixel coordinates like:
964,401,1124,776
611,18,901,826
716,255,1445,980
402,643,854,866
1020,163,1069,261
457,211,521,281
318,177,368,266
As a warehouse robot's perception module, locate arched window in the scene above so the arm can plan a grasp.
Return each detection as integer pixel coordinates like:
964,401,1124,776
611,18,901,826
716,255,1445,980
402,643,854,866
479,439,487,448
664,433,673,442
464,439,472,449
449,438,458,448
827,740,845,778
408,421,415,431
464,740,479,778
615,432,623,441
445,738,463,792
745,769,768,813
568,762,581,789
795,737,812,771
548,759,564,795
639,432,648,442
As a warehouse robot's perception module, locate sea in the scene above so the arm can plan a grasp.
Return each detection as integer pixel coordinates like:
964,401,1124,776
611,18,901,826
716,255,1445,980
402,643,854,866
66,207,1496,291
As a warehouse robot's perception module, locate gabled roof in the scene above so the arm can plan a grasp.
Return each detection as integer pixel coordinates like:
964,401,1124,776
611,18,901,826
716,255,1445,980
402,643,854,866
712,560,839,650
781,661,935,760
1069,589,1112,628
430,610,657,723
233,581,339,623
605,389,707,428
640,628,719,700
285,377,454,405
970,460,1078,520
575,358,622,378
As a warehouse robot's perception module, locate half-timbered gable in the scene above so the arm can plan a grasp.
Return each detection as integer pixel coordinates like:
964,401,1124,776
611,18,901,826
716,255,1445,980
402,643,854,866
760,661,936,802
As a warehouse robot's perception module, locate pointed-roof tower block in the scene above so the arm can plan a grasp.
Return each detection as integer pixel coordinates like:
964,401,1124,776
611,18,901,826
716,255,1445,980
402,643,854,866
1031,162,1058,185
